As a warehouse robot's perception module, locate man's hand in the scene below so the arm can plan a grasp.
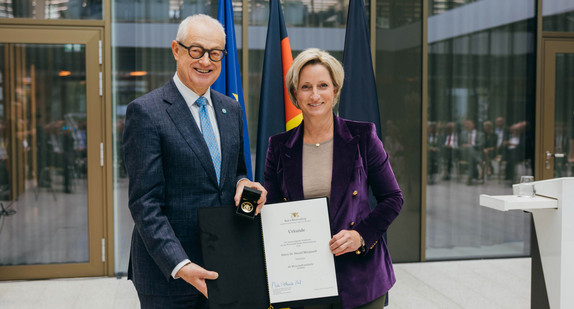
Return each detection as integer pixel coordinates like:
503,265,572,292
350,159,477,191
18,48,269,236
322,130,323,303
329,230,362,256
176,262,218,298
234,179,267,215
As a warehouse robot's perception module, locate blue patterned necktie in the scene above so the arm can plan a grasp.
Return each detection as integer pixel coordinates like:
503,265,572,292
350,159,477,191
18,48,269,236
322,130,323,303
195,96,221,184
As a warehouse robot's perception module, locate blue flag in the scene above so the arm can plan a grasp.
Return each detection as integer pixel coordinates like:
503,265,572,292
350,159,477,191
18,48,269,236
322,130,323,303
339,0,382,138
214,0,253,179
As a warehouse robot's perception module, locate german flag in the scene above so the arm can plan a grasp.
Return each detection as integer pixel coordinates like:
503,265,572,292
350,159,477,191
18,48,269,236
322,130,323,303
255,0,301,183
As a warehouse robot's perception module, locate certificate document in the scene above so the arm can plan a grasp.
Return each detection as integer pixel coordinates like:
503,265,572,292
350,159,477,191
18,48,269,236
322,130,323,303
260,197,339,305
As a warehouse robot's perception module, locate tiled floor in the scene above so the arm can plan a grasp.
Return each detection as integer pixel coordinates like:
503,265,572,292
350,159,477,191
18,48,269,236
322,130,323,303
0,257,530,309
390,258,530,309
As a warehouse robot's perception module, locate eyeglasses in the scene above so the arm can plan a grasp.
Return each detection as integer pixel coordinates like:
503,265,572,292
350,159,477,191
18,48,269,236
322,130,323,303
177,42,227,62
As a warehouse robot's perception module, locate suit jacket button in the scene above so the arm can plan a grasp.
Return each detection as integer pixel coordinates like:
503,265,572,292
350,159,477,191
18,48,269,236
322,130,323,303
349,222,355,227
352,190,358,196
283,197,288,202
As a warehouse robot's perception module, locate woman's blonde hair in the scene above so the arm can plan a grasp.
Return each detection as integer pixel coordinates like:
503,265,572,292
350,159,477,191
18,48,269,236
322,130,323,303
285,48,344,108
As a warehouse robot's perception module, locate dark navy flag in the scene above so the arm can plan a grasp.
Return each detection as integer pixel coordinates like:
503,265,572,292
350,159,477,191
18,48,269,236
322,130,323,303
339,0,382,138
255,0,298,183
340,1,387,305
213,0,253,179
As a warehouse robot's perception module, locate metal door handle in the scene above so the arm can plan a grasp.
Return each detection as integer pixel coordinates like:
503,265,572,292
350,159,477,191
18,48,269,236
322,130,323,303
545,151,566,169
546,151,565,158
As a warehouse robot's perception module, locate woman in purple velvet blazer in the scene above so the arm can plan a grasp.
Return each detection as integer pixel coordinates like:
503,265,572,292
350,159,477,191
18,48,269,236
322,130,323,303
263,48,404,309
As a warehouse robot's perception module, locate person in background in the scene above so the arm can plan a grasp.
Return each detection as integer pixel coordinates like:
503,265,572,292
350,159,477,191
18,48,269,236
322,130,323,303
459,119,484,185
495,116,508,159
264,48,403,309
427,121,440,184
122,14,266,309
442,121,458,181
503,122,524,182
482,120,497,177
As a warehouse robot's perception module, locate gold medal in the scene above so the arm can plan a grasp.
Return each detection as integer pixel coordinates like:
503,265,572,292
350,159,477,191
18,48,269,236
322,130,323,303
241,201,254,213
235,187,261,220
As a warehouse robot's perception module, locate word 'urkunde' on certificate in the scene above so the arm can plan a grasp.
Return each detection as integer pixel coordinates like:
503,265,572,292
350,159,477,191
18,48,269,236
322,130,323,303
261,197,338,304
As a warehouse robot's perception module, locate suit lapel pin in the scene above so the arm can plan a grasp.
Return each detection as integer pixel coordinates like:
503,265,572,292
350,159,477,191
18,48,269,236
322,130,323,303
222,108,227,114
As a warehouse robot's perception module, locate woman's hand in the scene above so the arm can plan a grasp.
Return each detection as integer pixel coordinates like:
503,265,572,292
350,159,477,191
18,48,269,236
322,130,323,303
329,230,362,256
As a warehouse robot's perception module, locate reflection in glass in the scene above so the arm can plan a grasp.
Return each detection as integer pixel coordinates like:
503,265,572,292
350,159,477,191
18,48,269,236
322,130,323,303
112,47,173,274
543,0,574,32
554,54,574,178
426,0,534,260
250,0,347,27
0,43,88,266
114,0,213,22
0,0,102,19
429,0,478,16
375,0,422,262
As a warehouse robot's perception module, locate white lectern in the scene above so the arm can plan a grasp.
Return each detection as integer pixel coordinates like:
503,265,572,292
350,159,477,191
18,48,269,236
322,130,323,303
480,177,574,309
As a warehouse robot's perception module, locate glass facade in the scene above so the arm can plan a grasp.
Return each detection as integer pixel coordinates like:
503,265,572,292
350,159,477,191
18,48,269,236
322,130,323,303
112,0,350,274
103,0,570,274
0,43,89,266
110,0,549,273
0,0,571,281
112,16,177,275
543,0,574,32
426,0,535,260
376,0,422,262
0,0,102,19
111,0,425,272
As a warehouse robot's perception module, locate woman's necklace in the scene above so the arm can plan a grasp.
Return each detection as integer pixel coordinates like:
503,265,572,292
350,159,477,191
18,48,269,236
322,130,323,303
305,119,334,148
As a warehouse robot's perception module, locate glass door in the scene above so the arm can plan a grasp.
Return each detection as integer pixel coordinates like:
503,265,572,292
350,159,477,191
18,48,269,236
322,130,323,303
0,27,105,279
539,39,574,180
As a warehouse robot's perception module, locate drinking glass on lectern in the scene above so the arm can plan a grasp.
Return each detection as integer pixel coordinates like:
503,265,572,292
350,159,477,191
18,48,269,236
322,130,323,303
518,176,535,198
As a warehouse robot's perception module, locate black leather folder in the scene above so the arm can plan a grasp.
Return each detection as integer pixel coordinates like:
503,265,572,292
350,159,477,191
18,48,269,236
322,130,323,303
198,205,269,309
198,203,340,309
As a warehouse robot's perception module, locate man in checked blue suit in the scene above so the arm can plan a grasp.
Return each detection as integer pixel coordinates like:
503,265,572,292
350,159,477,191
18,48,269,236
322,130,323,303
122,14,267,309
